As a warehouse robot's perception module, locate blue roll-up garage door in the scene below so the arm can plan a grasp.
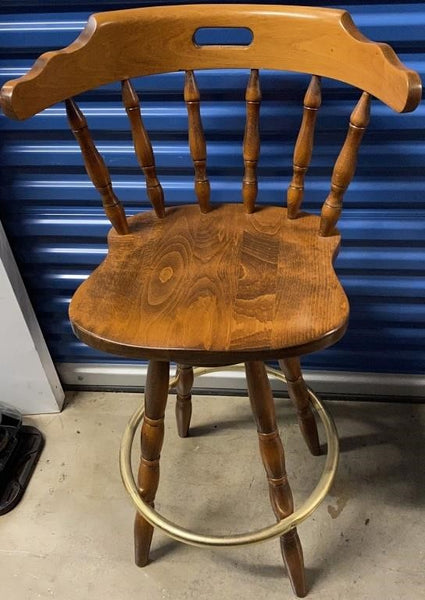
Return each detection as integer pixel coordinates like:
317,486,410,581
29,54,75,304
0,2,424,387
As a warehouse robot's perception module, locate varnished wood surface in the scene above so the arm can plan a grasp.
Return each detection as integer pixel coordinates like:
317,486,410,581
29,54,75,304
245,361,306,597
184,71,211,213
320,92,371,236
65,98,129,234
0,5,421,120
134,360,170,567
279,358,321,456
121,79,165,219
175,364,194,437
287,76,321,219
243,69,261,213
69,204,348,364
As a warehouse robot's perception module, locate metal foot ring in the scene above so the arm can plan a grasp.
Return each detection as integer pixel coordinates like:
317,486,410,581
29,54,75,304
119,365,339,548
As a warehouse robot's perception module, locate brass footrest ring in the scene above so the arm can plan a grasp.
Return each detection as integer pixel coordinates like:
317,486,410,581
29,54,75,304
119,364,339,548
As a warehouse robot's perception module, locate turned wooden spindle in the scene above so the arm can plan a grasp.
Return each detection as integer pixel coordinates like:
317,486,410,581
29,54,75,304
134,360,170,567
175,364,194,438
65,98,129,234
245,361,306,598
287,75,321,219
243,69,261,213
279,358,321,456
121,79,165,218
320,92,371,236
184,70,211,213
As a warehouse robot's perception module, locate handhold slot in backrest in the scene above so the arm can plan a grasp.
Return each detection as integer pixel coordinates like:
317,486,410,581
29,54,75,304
193,27,253,46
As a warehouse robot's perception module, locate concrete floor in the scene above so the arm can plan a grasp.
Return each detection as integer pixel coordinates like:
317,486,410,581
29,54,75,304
1,391,424,600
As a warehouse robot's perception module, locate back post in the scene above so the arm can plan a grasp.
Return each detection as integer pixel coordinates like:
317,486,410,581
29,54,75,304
65,98,129,234
122,80,165,219
243,69,261,213
184,71,211,213
287,76,321,218
320,92,371,236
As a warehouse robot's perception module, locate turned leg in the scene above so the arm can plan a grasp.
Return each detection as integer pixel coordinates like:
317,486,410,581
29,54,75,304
245,361,307,598
134,360,170,567
175,364,194,438
279,358,321,456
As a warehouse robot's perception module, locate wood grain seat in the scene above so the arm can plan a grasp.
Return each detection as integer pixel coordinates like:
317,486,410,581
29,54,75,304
69,204,348,364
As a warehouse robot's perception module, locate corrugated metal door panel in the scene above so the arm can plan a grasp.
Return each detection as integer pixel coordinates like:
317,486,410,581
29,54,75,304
0,2,424,375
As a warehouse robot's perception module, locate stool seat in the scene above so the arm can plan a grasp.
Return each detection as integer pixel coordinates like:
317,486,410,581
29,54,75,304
69,203,348,364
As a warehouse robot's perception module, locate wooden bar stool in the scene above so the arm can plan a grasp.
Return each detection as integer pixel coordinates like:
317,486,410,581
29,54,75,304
1,5,420,597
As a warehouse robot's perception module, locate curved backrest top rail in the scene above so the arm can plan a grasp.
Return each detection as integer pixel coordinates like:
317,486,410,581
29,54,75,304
0,4,421,120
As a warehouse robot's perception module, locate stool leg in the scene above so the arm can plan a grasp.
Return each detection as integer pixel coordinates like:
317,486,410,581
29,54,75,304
175,364,194,437
134,360,170,567
279,358,321,456
245,361,307,598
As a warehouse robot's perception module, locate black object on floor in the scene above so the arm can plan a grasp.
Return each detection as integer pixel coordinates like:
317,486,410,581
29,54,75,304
0,407,44,515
